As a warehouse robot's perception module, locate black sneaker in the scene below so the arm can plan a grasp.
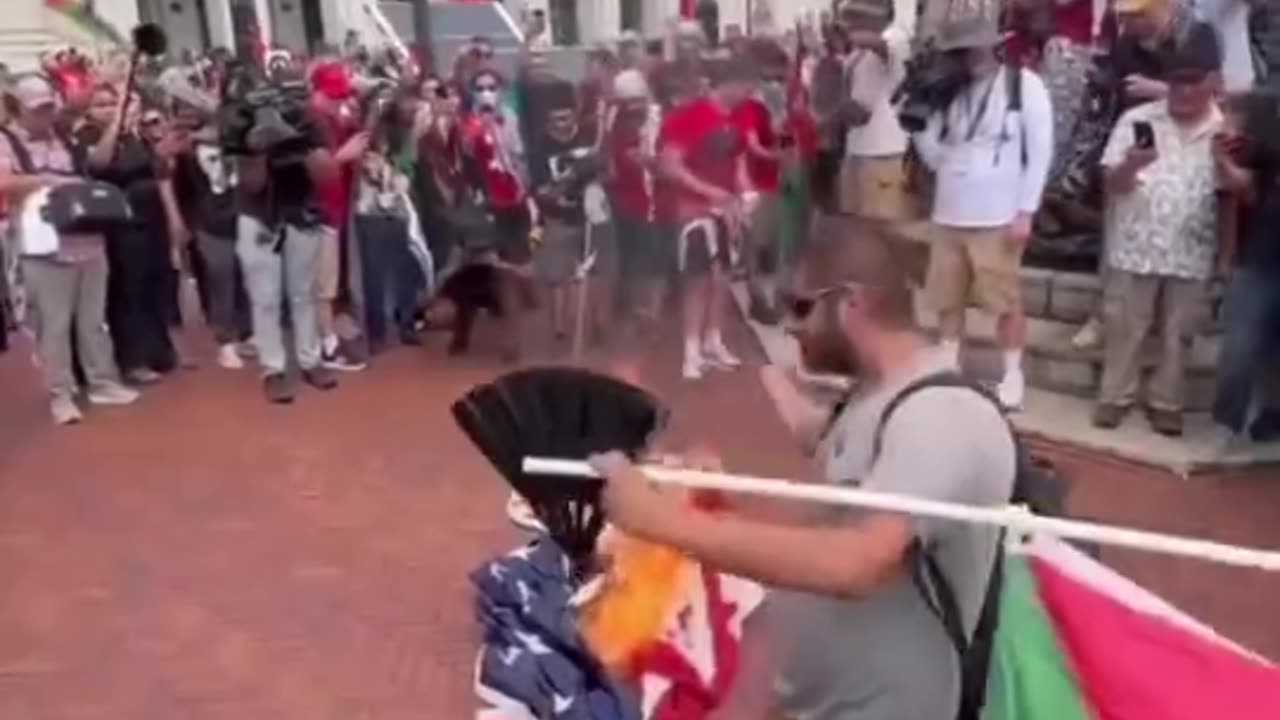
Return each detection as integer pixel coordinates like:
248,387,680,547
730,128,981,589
264,373,294,404
1249,410,1280,443
1091,403,1128,429
302,365,338,391
1147,408,1184,438
322,340,367,372
398,326,423,347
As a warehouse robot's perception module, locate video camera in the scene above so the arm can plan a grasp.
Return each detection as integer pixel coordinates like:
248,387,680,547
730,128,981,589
216,59,315,160
893,42,970,132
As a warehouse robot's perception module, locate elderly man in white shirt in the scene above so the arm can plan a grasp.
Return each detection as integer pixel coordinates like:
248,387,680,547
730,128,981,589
835,0,917,223
1093,29,1224,437
913,17,1055,410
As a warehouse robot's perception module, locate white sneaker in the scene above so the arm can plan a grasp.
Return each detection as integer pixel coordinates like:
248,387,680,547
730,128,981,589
50,396,83,425
997,372,1026,412
1071,318,1102,350
87,383,140,406
702,337,741,369
1210,425,1251,459
682,352,706,381
217,343,245,370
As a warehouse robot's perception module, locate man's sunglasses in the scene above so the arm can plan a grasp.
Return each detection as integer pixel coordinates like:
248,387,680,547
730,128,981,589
474,83,499,92
782,284,854,320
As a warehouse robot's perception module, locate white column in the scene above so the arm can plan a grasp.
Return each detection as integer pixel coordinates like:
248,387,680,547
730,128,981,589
205,0,236,50
318,0,351,48
642,0,681,37
252,0,274,45
579,0,621,44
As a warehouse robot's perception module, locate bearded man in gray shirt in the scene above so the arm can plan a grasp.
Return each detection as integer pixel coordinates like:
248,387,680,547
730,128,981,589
591,225,1017,720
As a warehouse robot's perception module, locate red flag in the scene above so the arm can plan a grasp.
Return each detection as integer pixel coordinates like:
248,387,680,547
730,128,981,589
1031,554,1280,719
680,0,696,18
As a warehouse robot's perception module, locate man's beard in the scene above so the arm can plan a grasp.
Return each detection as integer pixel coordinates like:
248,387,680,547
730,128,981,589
797,305,859,377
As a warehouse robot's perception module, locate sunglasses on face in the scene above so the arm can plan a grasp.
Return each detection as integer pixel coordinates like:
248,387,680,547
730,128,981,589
475,83,498,92
783,284,853,321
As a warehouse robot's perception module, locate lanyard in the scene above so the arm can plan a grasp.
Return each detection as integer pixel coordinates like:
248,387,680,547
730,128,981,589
959,72,1000,143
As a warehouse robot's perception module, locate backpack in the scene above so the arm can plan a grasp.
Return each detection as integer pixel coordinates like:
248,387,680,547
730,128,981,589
868,371,1068,720
0,127,132,235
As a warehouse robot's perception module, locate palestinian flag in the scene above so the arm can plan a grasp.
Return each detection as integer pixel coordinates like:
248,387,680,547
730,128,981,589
985,535,1280,719
44,0,125,47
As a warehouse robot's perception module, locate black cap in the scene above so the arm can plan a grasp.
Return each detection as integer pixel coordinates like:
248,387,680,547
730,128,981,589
1165,23,1222,80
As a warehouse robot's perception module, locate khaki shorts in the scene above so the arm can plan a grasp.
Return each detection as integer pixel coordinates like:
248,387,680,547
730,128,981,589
837,154,910,221
926,223,1022,315
316,225,340,302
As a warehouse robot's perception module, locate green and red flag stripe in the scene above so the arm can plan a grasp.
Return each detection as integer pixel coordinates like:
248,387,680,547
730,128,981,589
44,0,125,47
985,535,1280,719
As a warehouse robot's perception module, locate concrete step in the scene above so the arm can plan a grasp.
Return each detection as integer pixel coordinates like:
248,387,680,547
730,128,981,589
0,28,63,72
914,296,1221,411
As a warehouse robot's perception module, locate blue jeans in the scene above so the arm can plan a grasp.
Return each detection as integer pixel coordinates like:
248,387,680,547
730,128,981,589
355,214,424,353
1212,265,1280,432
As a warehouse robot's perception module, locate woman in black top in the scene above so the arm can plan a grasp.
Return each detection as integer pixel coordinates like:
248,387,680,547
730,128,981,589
80,83,183,381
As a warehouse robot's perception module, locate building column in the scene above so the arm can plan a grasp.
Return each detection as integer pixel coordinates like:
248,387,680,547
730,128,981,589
317,0,350,48
205,0,236,50
251,0,273,45
642,0,681,37
578,0,621,44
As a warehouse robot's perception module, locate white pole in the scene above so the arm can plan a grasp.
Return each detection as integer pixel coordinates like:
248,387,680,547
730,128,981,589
521,457,1280,572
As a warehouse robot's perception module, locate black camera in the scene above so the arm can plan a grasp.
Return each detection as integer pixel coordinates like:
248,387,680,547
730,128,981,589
217,60,314,160
894,44,970,132
548,148,603,203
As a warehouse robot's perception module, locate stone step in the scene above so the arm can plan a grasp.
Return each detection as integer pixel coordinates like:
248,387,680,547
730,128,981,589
0,28,63,72
731,281,1280,476
914,296,1220,411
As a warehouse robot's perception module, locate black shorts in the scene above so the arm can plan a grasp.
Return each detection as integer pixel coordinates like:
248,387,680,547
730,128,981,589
676,216,734,277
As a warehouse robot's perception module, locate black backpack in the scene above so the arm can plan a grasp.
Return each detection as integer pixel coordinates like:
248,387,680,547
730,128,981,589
867,371,1068,720
0,127,133,234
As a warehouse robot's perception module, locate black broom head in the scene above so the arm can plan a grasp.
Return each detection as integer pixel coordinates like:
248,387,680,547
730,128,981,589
452,367,668,566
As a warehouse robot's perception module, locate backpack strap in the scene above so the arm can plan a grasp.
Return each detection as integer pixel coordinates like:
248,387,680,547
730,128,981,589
0,126,37,176
870,370,991,459
1004,62,1028,168
870,370,1012,720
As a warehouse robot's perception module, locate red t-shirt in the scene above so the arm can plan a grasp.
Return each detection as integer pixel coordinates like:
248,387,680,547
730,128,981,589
313,113,356,229
732,98,781,194
606,119,652,220
460,113,524,208
657,97,743,221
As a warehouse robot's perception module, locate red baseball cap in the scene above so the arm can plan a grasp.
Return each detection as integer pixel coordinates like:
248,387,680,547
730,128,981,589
310,61,354,101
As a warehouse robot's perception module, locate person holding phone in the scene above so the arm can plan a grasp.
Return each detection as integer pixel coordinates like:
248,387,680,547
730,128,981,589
1094,29,1225,436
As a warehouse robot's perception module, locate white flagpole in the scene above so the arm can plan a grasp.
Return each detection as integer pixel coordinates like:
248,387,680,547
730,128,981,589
521,457,1280,572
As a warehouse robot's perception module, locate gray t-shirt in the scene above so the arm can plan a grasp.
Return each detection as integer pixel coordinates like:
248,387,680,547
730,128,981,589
772,349,1016,720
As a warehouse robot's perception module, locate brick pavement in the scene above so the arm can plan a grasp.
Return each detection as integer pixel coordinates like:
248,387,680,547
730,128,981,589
0,319,1277,719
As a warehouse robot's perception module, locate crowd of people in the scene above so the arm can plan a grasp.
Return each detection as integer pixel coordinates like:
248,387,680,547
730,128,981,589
0,0,1275,455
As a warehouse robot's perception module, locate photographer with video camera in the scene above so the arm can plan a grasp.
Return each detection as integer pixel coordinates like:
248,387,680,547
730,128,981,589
912,16,1054,411
224,59,365,404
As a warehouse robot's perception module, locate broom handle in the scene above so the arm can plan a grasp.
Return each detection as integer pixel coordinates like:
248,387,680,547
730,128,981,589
521,457,1280,572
